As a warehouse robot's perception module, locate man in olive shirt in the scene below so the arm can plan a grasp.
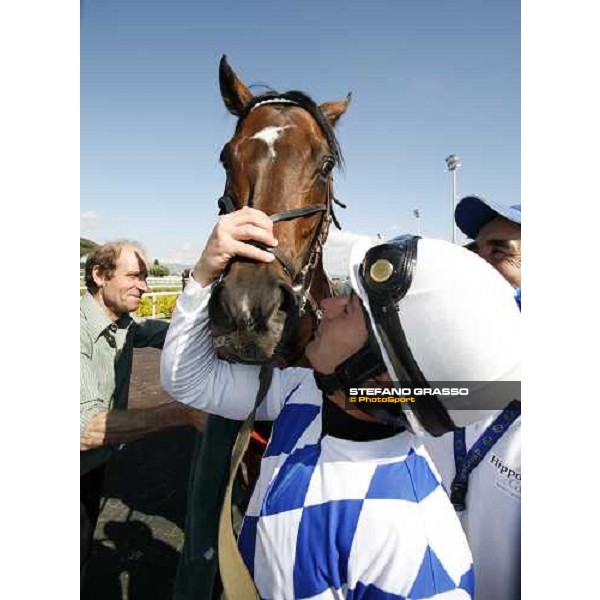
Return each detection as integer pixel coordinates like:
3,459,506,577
80,240,197,581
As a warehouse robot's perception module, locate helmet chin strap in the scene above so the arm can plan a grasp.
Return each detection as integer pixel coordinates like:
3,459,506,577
313,338,409,431
313,342,386,396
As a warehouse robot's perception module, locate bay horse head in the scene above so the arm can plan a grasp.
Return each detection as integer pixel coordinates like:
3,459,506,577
208,56,351,366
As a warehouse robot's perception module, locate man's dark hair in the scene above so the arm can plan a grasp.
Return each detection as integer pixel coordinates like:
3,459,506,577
85,240,145,294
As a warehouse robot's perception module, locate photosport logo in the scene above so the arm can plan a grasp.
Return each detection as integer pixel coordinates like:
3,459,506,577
347,386,469,405
344,381,520,412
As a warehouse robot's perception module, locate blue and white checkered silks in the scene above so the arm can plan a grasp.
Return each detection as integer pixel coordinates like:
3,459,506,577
239,383,475,600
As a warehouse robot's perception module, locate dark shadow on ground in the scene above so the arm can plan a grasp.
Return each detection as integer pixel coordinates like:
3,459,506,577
83,348,204,600
103,427,198,529
83,427,201,599
83,520,181,600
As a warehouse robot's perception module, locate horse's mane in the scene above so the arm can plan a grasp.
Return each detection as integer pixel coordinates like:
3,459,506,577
238,90,344,168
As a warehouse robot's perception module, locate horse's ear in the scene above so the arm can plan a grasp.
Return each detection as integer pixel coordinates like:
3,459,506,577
319,92,352,127
219,55,254,116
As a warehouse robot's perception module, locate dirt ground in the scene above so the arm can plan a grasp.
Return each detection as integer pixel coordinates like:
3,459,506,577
82,347,207,600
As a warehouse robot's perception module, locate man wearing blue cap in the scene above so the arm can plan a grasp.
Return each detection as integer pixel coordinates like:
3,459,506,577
425,195,521,600
455,195,521,292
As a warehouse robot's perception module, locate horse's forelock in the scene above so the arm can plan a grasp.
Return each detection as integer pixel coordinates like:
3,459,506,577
237,91,343,168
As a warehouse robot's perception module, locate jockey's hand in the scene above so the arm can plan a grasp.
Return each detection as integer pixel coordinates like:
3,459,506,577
193,207,278,286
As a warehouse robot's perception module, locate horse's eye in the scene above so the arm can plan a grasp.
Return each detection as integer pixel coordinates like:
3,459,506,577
321,156,335,176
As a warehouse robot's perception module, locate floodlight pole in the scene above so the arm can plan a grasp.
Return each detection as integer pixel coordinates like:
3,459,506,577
413,209,421,236
445,154,462,244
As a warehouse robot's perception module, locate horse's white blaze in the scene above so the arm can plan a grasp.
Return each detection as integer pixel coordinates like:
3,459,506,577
241,294,250,316
249,126,293,160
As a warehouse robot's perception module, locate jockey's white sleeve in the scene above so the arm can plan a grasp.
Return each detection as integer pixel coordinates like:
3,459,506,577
160,275,312,421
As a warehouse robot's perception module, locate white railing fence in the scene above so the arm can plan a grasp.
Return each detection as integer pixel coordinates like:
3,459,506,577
80,275,185,293
147,276,184,288
141,291,183,319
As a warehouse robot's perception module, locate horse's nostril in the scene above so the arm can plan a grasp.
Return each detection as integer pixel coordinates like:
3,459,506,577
208,284,238,332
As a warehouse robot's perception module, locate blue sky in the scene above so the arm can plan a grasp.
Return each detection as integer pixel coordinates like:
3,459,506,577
81,0,520,265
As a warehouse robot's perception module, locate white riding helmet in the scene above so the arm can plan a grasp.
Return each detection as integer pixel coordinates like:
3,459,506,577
347,235,521,434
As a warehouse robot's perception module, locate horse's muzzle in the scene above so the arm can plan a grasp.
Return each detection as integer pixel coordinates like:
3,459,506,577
208,272,299,365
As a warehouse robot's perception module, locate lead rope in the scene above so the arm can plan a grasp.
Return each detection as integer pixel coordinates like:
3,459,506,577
218,363,274,600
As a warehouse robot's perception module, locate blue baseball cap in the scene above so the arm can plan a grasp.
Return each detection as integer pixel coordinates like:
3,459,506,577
455,195,521,240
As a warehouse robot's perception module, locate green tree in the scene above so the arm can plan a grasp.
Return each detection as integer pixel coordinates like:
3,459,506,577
149,258,170,277
80,237,98,257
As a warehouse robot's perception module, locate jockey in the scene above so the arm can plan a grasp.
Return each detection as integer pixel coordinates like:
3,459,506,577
161,208,520,599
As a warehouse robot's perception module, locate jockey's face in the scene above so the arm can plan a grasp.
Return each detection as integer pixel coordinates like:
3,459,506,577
306,294,389,424
305,294,369,375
